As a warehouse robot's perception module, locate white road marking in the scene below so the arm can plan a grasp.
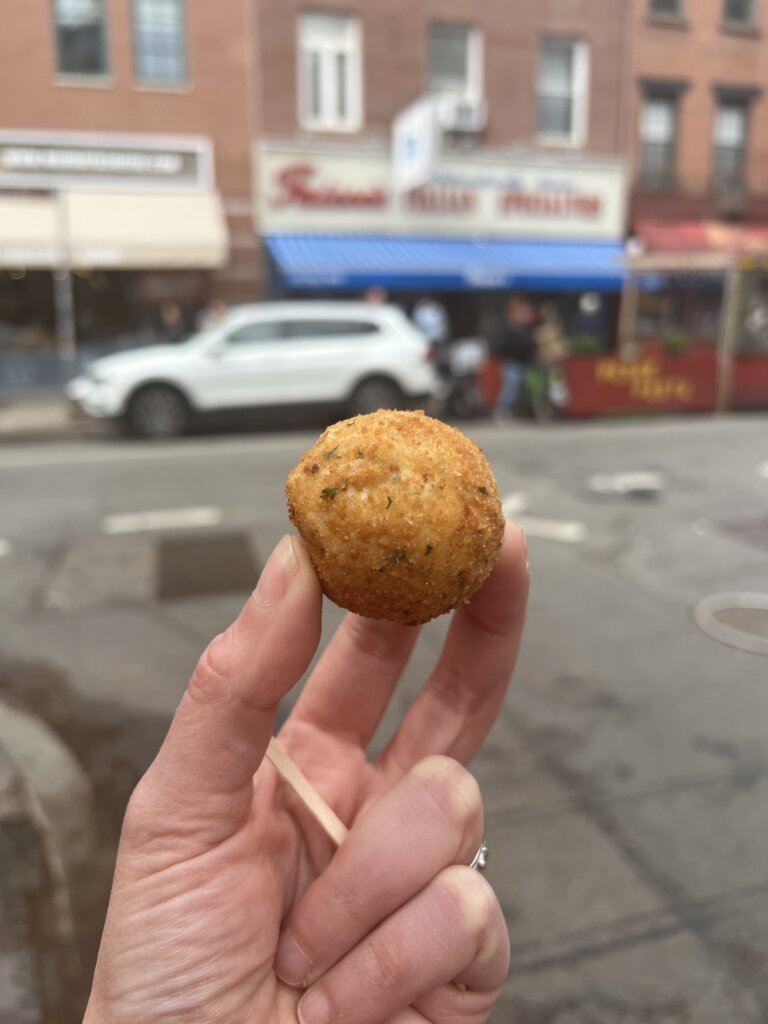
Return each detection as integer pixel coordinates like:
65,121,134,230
102,506,223,535
517,515,587,544
0,539,12,557
502,492,529,517
0,436,309,471
757,461,768,480
589,471,665,495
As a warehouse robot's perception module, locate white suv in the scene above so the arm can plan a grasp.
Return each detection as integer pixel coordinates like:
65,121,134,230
68,301,440,438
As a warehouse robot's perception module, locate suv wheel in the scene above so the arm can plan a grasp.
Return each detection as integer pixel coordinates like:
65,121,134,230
126,385,188,439
350,377,402,416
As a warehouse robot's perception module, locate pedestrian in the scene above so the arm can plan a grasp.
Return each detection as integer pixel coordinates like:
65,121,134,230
413,294,451,378
157,300,187,343
493,295,538,420
364,284,388,305
83,524,528,1024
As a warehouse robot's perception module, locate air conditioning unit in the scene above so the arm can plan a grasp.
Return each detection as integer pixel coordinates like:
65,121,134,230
435,95,487,133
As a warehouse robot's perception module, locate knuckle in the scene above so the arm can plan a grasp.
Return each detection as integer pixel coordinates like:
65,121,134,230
120,775,155,843
359,936,409,995
437,865,498,940
187,630,235,705
412,755,483,831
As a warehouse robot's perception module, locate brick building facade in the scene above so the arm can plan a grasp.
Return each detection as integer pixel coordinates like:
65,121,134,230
630,0,768,224
0,0,258,357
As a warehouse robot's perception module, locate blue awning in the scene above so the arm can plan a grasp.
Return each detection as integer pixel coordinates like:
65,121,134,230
264,233,626,293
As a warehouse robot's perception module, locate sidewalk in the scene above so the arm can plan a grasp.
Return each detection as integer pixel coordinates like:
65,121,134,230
0,393,95,442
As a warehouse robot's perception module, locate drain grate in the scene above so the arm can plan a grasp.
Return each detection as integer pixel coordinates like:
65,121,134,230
694,592,768,656
156,533,259,600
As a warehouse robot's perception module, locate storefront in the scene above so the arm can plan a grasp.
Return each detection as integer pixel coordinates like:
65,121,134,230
0,131,229,387
256,141,628,344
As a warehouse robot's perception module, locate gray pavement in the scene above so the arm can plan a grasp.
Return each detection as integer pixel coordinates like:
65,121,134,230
1,415,768,1022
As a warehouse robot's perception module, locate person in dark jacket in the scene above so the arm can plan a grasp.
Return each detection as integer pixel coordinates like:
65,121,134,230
494,295,538,418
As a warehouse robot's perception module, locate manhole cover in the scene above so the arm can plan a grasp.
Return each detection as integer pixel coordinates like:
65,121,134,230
156,533,259,600
694,592,768,656
712,515,768,553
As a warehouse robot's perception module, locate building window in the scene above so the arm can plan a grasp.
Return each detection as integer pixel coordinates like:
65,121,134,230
713,101,748,190
298,12,362,132
427,22,482,99
723,0,754,25
536,37,589,146
53,0,108,76
133,0,186,84
649,0,683,15
639,93,678,188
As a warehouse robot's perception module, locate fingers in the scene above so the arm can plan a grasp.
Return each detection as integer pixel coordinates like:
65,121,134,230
275,755,483,988
127,535,322,851
296,866,509,1024
287,613,420,747
381,520,528,772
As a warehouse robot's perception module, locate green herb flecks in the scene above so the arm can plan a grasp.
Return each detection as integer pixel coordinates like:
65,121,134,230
424,544,433,555
386,495,393,509
379,548,408,572
323,445,340,460
478,486,488,495
321,479,348,500
356,449,365,459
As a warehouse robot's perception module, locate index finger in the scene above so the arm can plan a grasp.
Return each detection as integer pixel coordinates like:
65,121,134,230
379,520,528,772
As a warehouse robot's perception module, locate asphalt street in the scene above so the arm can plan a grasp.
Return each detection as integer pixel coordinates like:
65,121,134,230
2,415,768,1023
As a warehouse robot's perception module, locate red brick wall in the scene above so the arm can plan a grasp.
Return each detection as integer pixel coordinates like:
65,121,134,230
0,0,258,300
630,0,768,223
254,0,629,156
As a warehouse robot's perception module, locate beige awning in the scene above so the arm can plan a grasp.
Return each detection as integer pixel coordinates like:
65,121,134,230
0,196,59,267
0,189,229,269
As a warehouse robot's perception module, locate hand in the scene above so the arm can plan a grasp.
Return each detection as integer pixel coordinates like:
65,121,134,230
85,522,528,1024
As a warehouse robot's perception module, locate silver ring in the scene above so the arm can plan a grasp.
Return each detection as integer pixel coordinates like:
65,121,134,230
469,836,488,871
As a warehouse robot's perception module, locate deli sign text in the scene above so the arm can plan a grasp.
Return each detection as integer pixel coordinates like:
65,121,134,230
259,144,626,240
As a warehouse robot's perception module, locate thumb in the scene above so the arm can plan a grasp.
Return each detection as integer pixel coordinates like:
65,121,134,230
129,534,322,849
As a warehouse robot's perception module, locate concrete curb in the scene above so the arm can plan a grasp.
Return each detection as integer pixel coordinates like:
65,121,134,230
0,698,96,1022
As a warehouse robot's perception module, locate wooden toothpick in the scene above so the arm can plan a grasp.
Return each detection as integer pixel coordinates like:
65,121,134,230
266,737,349,847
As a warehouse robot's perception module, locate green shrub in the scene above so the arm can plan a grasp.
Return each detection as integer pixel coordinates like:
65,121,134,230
661,327,691,356
568,332,601,357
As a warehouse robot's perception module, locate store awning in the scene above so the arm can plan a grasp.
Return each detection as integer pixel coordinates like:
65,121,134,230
0,190,228,269
0,196,59,267
636,220,768,256
264,233,626,292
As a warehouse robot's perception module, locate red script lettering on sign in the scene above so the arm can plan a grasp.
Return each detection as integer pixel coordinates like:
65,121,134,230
272,163,387,208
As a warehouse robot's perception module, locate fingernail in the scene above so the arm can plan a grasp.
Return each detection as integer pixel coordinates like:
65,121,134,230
275,930,313,987
298,986,332,1024
253,535,296,606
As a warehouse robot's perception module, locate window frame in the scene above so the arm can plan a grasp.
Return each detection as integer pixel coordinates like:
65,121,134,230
426,21,484,102
535,35,590,148
712,99,749,191
297,11,363,133
638,85,683,190
52,0,110,79
132,0,188,87
722,0,755,26
649,0,684,17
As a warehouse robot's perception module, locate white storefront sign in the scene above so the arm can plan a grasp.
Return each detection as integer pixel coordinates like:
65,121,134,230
392,98,440,194
257,142,627,240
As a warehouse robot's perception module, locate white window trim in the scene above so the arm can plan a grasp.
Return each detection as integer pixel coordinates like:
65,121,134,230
466,28,484,102
297,14,363,134
536,37,590,149
426,23,484,101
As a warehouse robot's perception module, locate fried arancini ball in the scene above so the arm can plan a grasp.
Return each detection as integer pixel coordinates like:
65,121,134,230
285,410,504,624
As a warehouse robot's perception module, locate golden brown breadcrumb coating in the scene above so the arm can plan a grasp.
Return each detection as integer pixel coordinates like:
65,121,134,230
285,410,504,624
